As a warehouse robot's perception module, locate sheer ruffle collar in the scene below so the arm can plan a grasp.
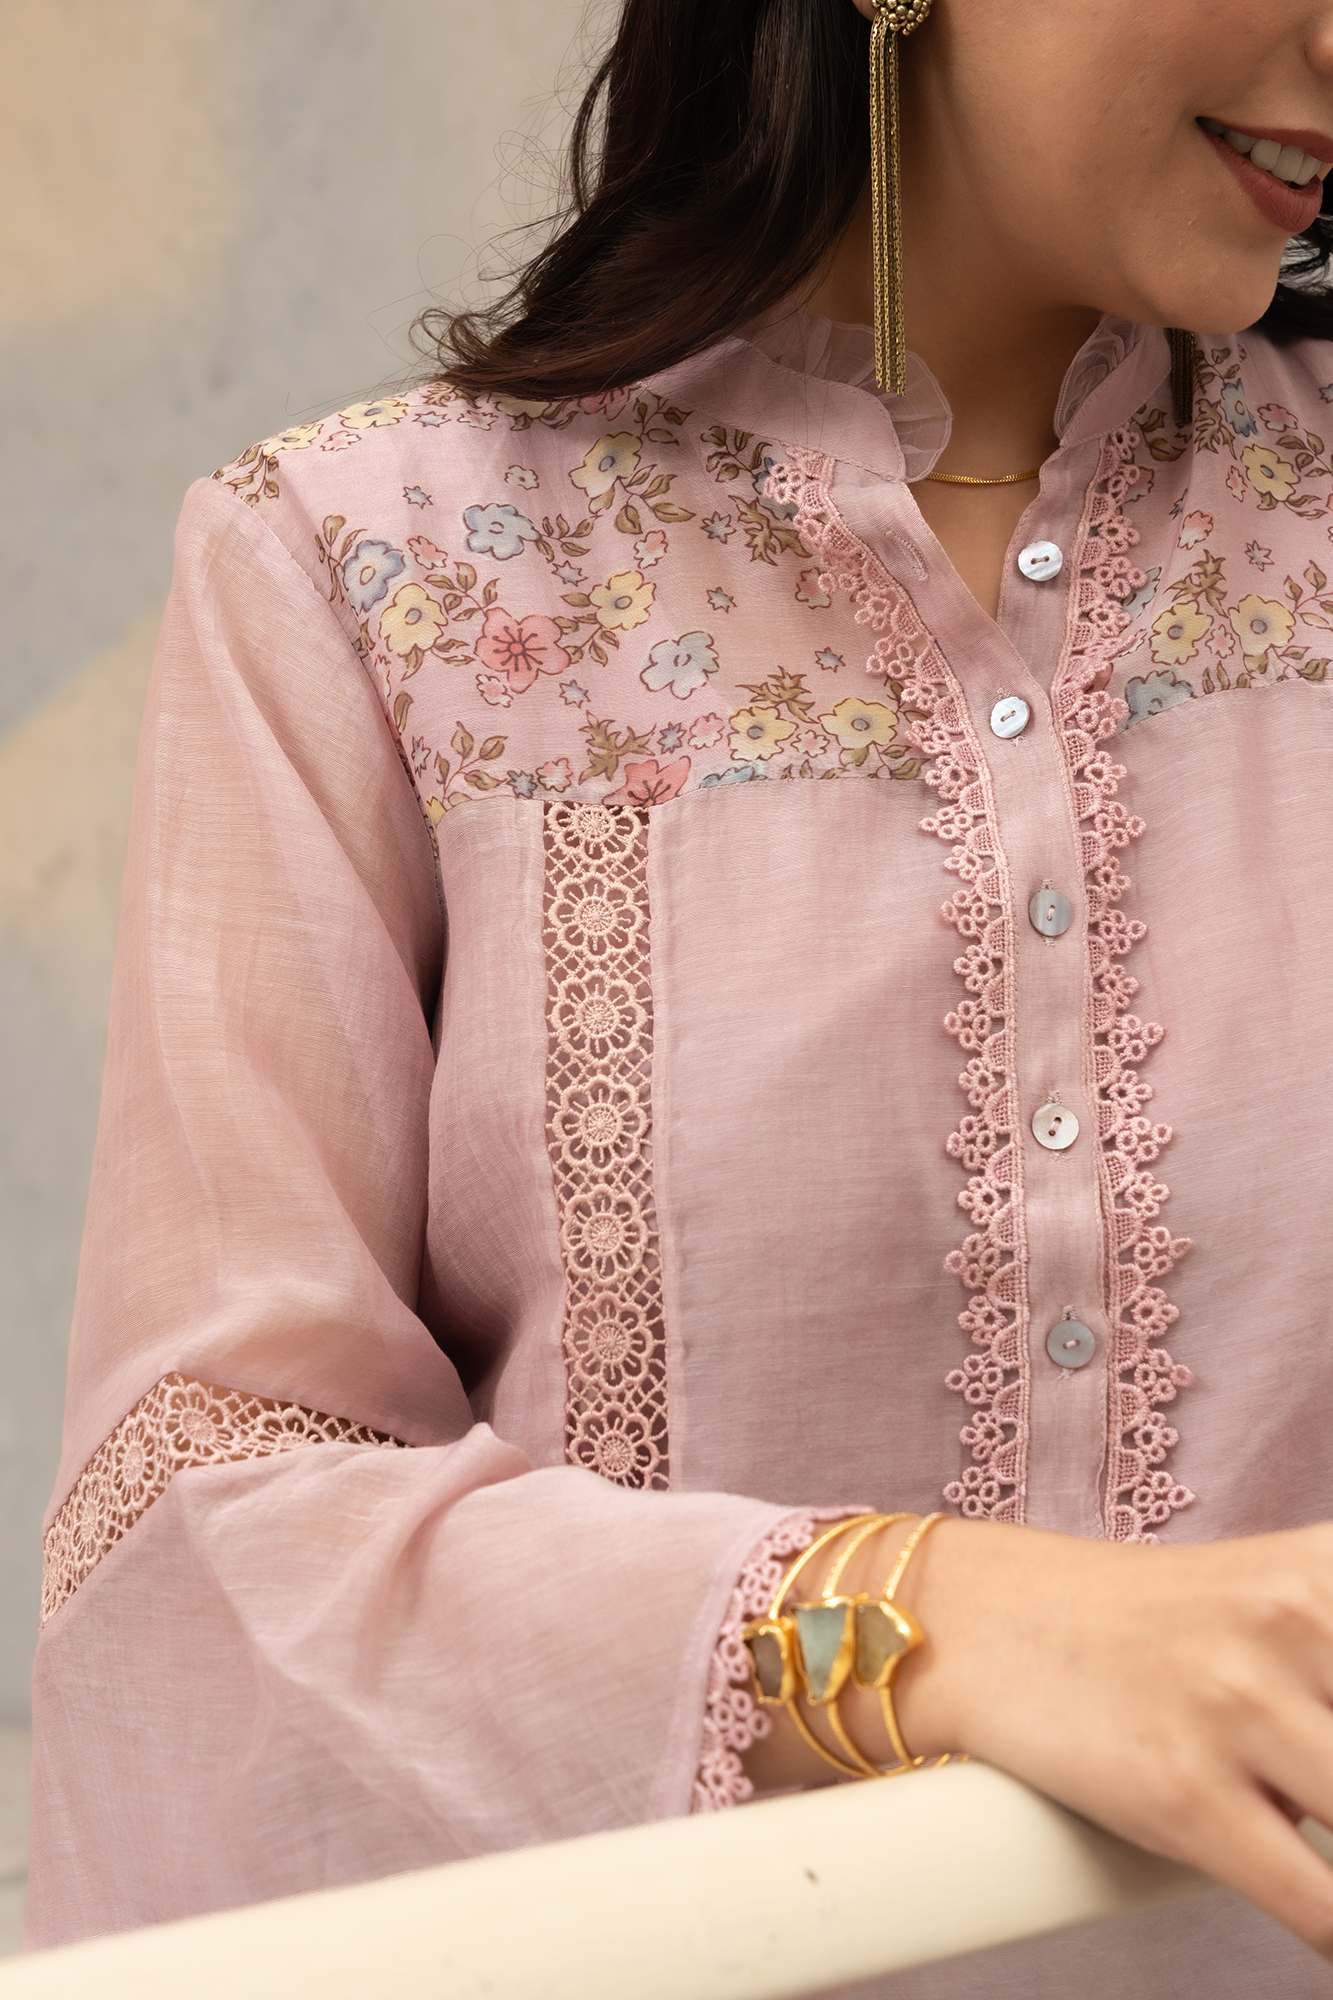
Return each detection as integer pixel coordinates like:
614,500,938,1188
740,307,1157,478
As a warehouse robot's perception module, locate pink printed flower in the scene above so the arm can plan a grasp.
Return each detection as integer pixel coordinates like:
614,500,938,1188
605,755,691,806
634,530,669,569
1258,403,1298,432
476,672,512,708
578,388,630,418
1177,510,1213,550
796,566,832,608
688,712,726,749
538,756,574,793
474,606,571,693
1225,464,1246,503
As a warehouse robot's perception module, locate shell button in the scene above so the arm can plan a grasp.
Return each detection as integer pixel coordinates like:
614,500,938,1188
1028,886,1073,937
1017,540,1063,583
989,695,1030,740
1047,1318,1096,1369
1032,1101,1079,1151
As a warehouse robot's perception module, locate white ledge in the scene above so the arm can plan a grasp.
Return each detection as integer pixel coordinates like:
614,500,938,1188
1,1762,1219,1998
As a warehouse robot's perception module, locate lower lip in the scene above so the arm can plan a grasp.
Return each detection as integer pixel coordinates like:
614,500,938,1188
1203,125,1324,234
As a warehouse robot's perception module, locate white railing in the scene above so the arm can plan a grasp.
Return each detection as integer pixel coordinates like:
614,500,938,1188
0,1762,1232,1997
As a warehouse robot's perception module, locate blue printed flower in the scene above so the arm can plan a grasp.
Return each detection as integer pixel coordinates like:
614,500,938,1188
1124,670,1194,725
507,770,538,798
701,762,766,787
464,503,539,560
343,539,405,615
1220,381,1258,438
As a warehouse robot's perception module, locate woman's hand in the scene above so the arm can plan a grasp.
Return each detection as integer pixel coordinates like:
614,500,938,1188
745,1518,1333,1956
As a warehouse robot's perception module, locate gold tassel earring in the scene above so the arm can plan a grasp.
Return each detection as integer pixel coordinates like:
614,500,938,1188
870,0,933,396
1167,328,1198,428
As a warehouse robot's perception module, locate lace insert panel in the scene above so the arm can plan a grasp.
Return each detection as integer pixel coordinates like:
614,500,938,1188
41,1373,404,1623
1052,426,1194,1542
769,449,1032,1525
542,799,670,1490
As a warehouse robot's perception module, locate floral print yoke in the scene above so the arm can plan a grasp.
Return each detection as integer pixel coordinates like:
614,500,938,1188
28,311,1333,1998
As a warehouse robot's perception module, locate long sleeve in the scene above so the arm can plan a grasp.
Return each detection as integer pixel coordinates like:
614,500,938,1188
27,481,784,1945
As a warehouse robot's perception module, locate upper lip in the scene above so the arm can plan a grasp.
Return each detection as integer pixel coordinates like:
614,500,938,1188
1202,119,1333,162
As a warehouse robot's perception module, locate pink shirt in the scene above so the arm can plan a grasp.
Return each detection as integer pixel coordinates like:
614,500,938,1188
29,312,1333,1992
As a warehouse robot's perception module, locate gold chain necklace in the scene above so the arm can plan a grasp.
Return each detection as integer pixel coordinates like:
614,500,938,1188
921,467,1040,487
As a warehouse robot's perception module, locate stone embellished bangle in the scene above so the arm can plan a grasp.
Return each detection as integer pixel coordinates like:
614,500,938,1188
741,1513,887,1779
856,1510,947,1772
741,1510,955,1782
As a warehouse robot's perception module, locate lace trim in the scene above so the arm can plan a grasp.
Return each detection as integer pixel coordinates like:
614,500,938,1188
1052,427,1194,1542
542,799,670,1490
691,1508,862,1814
770,450,1031,1524
41,1373,404,1623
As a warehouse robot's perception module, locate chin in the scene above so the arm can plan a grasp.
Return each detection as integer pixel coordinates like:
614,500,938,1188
1141,261,1291,338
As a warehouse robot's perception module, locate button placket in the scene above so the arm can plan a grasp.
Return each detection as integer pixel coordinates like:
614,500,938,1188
967,661,1107,1535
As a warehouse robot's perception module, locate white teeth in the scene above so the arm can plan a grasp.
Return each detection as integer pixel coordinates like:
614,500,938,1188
1205,119,1327,186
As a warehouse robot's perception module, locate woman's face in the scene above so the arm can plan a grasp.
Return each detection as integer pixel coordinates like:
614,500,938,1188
859,0,1333,333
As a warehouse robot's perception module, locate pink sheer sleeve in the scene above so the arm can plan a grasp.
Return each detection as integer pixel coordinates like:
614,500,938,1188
27,480,787,1947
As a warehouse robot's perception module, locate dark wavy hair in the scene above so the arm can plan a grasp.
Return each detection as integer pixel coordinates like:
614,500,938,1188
418,0,1333,400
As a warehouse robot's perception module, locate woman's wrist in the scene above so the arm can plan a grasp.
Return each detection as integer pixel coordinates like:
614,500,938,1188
741,1511,982,1790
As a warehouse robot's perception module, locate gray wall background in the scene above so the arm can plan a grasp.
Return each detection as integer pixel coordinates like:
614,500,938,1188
0,0,595,1725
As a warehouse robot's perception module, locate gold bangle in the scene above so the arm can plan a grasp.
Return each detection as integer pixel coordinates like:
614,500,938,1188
743,1512,959,1783
742,1514,888,1780
856,1510,947,1771
810,1514,914,1775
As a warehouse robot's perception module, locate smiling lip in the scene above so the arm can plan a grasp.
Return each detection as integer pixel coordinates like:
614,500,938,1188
1201,125,1325,235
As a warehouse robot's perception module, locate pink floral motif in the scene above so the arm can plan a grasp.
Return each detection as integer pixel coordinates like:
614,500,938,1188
687,712,726,749
604,756,691,806
474,605,571,693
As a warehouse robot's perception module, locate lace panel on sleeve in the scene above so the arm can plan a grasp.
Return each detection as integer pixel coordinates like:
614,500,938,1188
691,1507,865,1814
41,1373,405,1623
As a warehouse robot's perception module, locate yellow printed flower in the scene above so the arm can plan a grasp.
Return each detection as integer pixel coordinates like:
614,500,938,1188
340,396,410,428
1148,602,1210,668
262,422,321,453
1228,593,1295,666
818,696,899,754
380,583,448,656
590,569,655,632
571,433,642,499
1241,443,1298,502
730,705,796,760
496,394,551,419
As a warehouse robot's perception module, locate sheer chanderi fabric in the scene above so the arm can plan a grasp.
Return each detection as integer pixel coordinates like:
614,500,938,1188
28,314,1333,1996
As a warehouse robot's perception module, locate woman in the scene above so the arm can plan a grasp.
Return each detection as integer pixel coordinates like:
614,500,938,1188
27,0,1333,1989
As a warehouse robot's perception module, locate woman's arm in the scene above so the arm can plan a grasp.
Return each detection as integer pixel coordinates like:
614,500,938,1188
748,1515,1333,1958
